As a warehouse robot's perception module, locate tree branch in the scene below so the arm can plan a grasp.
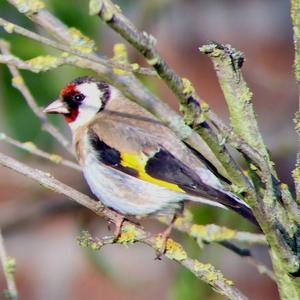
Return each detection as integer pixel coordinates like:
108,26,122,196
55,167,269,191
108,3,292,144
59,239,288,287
6,0,241,183
0,229,18,300
291,0,300,206
199,41,300,299
0,17,154,76
0,40,72,152
0,132,80,171
0,151,247,299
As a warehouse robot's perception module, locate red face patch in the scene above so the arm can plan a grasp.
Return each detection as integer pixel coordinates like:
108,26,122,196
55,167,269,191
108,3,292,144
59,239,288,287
60,82,80,123
64,108,79,123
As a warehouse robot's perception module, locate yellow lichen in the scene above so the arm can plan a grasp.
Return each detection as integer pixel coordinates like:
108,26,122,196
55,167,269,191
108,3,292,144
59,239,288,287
69,28,96,53
231,184,246,194
89,0,103,16
112,43,128,75
6,256,16,278
22,141,37,152
95,202,104,212
147,56,159,66
12,76,24,86
293,166,300,180
240,86,253,104
191,224,236,243
77,231,92,248
101,6,114,22
49,154,62,164
200,101,210,112
155,237,187,261
4,23,15,34
117,224,139,245
114,4,122,13
193,261,218,282
165,239,187,261
174,217,184,227
113,43,128,61
157,216,169,223
112,68,126,75
77,231,103,250
90,241,103,251
27,55,62,72
182,78,195,96
131,63,139,71
193,260,233,285
15,0,45,14
194,260,212,272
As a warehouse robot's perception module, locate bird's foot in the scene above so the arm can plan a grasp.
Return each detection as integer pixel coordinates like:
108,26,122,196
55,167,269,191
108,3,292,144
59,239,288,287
107,212,125,242
155,223,173,260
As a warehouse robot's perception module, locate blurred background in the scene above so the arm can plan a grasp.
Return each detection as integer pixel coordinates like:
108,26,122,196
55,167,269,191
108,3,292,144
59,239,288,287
0,0,295,299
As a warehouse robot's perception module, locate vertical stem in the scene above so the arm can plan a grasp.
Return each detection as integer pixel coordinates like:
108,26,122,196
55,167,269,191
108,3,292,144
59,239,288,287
0,229,18,300
291,0,300,204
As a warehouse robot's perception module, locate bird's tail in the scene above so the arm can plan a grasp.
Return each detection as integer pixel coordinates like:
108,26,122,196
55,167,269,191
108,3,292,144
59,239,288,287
218,190,260,229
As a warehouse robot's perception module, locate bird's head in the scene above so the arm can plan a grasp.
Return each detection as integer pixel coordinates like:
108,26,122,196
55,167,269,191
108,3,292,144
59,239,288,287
43,76,110,129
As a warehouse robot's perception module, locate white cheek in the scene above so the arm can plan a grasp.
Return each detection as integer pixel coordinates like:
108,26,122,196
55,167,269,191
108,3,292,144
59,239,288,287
69,83,103,131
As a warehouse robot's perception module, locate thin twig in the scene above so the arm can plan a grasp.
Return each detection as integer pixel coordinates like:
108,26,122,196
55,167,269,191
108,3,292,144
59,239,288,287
0,132,80,171
291,0,300,205
219,241,275,282
0,151,247,300
6,0,246,190
96,0,202,121
171,213,273,280
0,17,155,76
0,40,72,152
0,229,18,300
172,215,266,245
92,0,256,191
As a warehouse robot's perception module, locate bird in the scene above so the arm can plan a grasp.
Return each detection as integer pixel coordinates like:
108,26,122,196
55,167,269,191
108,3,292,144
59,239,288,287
43,76,259,251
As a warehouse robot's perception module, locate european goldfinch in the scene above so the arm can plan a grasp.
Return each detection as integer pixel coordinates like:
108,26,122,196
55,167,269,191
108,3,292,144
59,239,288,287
43,76,258,240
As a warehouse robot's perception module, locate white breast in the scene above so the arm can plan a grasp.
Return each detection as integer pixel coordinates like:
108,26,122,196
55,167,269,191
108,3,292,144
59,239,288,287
82,138,183,216
81,134,227,216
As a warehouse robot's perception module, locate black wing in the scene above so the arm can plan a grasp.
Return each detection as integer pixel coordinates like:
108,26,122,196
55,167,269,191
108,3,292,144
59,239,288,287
145,148,259,227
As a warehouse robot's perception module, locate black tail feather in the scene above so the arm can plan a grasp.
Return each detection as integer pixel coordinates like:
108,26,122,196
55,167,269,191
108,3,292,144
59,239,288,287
222,191,261,230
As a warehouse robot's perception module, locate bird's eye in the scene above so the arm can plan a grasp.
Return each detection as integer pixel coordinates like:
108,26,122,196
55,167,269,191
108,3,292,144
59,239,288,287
73,94,85,102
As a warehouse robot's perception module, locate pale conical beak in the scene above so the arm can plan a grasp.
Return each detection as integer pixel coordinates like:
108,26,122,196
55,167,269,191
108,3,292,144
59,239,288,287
43,99,70,114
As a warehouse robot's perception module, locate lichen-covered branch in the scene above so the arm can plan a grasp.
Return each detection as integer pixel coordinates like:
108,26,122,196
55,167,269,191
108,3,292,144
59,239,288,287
77,229,247,300
0,228,18,300
6,0,241,183
199,44,269,160
0,40,71,152
171,212,272,280
172,213,266,245
200,42,300,300
0,151,247,300
199,43,277,209
0,132,80,171
93,0,202,123
91,0,256,193
3,0,300,298
0,17,154,76
291,0,300,205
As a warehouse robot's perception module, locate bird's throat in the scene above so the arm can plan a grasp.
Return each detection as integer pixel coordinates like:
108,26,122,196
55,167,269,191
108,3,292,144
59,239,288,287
64,108,79,123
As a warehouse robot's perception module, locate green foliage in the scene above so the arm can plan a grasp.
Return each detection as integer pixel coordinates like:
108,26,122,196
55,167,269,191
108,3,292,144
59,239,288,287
0,1,98,149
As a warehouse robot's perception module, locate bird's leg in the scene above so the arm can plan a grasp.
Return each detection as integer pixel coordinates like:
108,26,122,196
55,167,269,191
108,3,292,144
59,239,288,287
155,216,176,259
156,204,184,259
108,212,125,241
108,212,143,243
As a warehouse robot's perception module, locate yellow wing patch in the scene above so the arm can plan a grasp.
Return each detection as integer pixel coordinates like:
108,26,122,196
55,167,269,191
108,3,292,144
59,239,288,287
121,152,185,193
